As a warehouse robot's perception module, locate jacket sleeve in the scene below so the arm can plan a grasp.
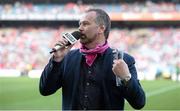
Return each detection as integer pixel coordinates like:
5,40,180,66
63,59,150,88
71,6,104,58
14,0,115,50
39,57,63,96
122,53,146,109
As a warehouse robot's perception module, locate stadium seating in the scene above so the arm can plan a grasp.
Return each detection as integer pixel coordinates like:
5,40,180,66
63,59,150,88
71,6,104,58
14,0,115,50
0,1,179,80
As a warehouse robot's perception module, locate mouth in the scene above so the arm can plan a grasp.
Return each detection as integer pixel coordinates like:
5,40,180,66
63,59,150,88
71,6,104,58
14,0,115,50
80,34,86,39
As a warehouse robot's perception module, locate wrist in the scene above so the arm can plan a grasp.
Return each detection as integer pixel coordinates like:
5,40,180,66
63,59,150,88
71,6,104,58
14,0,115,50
121,74,131,86
53,55,64,62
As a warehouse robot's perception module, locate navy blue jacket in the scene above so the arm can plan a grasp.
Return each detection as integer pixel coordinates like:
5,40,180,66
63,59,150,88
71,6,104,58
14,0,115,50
39,48,145,110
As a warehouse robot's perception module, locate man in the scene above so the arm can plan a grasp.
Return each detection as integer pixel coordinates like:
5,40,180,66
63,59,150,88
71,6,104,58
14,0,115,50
39,8,146,110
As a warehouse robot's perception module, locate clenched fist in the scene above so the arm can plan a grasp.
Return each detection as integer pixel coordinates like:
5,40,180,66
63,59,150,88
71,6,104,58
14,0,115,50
112,59,131,79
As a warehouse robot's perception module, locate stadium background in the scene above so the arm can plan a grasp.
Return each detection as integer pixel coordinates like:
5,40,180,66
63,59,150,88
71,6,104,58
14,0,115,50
0,0,180,110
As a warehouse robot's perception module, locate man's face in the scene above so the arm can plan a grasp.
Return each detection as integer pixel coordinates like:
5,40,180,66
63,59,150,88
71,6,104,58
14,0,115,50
78,11,100,45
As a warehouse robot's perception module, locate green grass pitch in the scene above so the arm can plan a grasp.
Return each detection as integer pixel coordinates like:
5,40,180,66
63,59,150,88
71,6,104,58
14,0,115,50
0,77,180,110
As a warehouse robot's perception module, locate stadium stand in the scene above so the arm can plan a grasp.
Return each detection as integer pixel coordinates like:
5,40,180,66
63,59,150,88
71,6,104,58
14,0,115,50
0,0,179,80
0,1,180,21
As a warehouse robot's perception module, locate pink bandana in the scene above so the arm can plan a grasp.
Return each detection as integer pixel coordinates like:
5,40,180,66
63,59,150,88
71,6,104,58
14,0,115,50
80,42,109,66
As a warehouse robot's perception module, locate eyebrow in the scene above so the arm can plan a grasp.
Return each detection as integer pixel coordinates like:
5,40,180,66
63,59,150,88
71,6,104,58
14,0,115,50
79,20,90,25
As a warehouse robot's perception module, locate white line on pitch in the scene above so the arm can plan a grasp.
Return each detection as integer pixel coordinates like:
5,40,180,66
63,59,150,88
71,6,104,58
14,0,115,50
146,84,180,98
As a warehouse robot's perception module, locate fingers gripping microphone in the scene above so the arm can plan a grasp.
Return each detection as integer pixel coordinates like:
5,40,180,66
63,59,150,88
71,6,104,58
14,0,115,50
49,31,81,54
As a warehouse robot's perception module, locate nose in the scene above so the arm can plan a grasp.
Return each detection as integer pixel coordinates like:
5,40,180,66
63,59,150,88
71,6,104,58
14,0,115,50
78,24,83,32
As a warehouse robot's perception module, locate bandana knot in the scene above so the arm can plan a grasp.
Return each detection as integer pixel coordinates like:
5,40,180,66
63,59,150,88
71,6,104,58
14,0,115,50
80,42,109,66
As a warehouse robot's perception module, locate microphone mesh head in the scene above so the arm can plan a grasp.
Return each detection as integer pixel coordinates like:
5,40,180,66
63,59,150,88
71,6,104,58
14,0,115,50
71,31,82,39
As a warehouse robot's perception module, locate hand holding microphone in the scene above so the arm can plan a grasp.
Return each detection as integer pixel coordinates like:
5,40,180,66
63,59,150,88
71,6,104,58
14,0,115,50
50,31,81,62
50,31,81,54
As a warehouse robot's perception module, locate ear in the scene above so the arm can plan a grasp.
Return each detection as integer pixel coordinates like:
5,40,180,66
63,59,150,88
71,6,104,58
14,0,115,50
98,25,105,34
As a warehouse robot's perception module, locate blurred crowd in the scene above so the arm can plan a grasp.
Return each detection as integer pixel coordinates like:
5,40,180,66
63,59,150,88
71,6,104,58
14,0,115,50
0,1,179,16
0,26,179,78
0,1,179,78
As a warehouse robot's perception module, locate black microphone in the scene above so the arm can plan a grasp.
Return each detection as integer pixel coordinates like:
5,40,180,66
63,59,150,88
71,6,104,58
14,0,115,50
49,31,81,54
